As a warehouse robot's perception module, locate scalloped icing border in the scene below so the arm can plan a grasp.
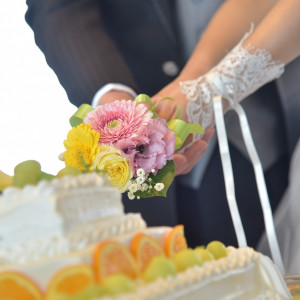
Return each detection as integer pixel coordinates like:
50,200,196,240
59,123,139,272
101,247,291,300
0,213,146,266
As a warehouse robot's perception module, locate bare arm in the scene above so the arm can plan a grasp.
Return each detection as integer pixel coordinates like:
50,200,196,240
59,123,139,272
244,0,300,64
155,0,300,175
181,0,300,81
180,0,279,80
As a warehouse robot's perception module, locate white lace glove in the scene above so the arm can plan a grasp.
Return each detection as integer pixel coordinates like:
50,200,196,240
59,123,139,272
180,28,285,143
180,28,286,273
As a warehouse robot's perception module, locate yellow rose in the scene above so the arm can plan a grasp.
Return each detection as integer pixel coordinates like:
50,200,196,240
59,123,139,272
93,144,132,192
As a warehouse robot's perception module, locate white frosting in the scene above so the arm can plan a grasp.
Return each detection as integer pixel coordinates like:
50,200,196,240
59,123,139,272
0,228,291,299
0,213,145,266
99,247,291,300
0,173,146,264
0,173,291,299
1,227,172,291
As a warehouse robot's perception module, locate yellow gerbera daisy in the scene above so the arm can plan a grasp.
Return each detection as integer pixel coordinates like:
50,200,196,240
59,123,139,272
63,123,100,171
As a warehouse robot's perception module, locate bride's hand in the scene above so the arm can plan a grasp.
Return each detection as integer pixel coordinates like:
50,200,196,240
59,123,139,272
152,78,214,176
151,78,189,123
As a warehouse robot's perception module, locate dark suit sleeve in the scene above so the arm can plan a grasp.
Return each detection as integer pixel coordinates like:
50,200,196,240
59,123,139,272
25,0,138,107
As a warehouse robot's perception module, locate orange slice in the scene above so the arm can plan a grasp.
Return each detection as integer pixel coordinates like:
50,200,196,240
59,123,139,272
130,233,165,272
93,240,139,283
46,264,95,299
0,271,43,300
165,225,188,258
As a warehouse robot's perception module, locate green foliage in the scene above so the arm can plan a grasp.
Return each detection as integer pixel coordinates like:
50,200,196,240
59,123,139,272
135,161,175,198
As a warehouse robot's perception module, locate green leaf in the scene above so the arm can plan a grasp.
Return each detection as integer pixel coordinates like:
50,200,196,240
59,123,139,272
168,119,190,150
189,123,205,134
135,161,175,198
168,120,204,150
69,104,94,127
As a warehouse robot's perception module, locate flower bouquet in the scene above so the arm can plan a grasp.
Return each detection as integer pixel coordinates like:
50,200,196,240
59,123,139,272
61,94,204,199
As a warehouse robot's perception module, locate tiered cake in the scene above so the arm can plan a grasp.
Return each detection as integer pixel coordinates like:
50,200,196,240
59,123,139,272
0,173,292,300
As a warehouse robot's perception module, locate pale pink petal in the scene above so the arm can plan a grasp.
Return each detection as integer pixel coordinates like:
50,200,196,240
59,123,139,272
84,100,152,145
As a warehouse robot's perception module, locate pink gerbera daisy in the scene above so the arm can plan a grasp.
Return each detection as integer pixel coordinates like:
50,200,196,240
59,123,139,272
84,100,153,145
116,118,176,176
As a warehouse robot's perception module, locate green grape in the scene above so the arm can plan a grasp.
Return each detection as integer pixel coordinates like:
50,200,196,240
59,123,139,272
12,171,39,188
56,166,81,178
14,160,41,175
0,170,13,191
206,241,227,260
143,256,177,282
13,160,41,188
194,247,214,262
54,284,106,300
172,249,202,272
102,274,135,296
39,171,55,181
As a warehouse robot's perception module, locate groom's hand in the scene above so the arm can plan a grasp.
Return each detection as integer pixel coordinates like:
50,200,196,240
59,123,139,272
98,91,133,106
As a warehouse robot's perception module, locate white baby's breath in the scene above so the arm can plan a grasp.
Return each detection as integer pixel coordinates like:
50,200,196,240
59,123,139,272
128,183,138,193
58,153,65,161
136,176,145,185
128,192,135,200
154,183,164,191
141,183,149,191
137,168,145,177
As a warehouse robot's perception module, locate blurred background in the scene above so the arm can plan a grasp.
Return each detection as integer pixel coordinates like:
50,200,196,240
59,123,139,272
0,1,76,175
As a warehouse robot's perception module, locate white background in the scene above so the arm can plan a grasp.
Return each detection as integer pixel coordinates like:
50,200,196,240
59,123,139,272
0,1,77,176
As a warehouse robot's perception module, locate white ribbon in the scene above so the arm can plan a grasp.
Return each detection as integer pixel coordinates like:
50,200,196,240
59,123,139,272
213,95,247,248
234,103,284,274
213,95,285,274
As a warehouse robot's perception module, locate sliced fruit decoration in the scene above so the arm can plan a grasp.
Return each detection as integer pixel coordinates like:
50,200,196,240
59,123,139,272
93,240,139,283
130,233,165,272
165,225,188,258
0,271,43,300
45,265,96,300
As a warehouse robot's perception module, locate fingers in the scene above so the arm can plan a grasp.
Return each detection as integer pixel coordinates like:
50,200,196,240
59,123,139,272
174,139,208,176
173,126,215,176
173,154,186,176
202,126,215,143
151,97,178,120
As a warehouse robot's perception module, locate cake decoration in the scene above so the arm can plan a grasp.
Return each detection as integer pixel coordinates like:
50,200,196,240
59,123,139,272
0,231,292,299
0,172,292,299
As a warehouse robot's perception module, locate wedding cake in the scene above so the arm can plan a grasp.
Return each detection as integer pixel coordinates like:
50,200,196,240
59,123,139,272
0,173,291,300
